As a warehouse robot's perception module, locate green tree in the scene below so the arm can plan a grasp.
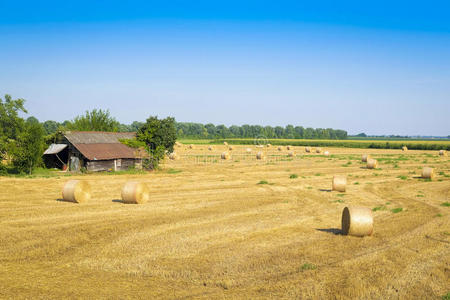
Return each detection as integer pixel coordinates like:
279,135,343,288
274,126,284,138
26,116,39,125
137,116,176,168
117,123,132,132
9,121,45,174
294,126,304,139
42,120,60,134
285,125,295,139
0,94,27,161
67,109,119,132
304,128,314,139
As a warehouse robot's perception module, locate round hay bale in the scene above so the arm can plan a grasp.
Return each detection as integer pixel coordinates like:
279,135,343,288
422,167,434,179
277,146,282,151
332,176,346,192
246,148,252,153
228,146,233,151
287,145,292,150
224,142,228,146
266,143,271,148
316,148,322,154
305,147,311,153
402,146,408,151
189,144,194,149
287,151,294,157
367,158,378,169
168,152,178,160
324,151,330,156
256,151,265,160
362,154,371,162
208,146,213,151
62,180,91,203
121,181,149,204
439,150,447,156
221,152,231,160
341,206,373,237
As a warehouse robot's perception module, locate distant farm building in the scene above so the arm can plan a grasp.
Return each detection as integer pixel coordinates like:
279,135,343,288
43,131,145,172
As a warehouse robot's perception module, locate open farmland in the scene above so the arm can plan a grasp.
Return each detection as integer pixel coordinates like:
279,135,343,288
181,138,450,151
0,145,449,299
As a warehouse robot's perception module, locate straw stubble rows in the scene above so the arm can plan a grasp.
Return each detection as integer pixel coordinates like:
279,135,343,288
0,145,448,299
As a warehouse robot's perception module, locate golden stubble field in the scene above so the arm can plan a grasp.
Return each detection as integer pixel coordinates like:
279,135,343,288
0,145,449,299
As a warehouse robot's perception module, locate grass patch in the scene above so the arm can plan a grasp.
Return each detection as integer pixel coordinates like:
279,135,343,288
289,174,298,179
416,194,424,197
397,175,408,180
2,167,72,178
314,173,322,176
336,194,345,197
108,169,148,175
441,202,450,207
391,207,403,213
334,199,345,203
436,213,443,217
442,292,450,300
30,167,60,177
167,168,182,174
385,202,391,205
258,180,269,185
372,206,387,212
419,178,432,182
341,161,352,167
354,182,359,185
300,263,317,271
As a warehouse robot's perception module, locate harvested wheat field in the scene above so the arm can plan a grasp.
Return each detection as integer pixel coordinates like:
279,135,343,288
0,145,449,299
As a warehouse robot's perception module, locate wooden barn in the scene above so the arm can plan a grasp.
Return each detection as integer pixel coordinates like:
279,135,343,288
43,131,144,172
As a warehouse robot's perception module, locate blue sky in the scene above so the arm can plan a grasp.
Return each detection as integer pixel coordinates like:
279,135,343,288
1,1,449,135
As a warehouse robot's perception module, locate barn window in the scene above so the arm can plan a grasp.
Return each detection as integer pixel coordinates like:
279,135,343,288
117,159,122,167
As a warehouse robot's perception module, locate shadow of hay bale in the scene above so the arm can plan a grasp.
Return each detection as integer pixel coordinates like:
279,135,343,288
319,189,332,192
56,198,80,203
112,199,125,203
316,228,342,235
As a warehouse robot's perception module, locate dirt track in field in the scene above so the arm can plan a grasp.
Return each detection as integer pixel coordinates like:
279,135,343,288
0,145,449,299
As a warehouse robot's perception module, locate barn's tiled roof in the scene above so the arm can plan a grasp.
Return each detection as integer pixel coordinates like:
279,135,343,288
72,143,137,160
63,131,141,160
64,131,135,144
